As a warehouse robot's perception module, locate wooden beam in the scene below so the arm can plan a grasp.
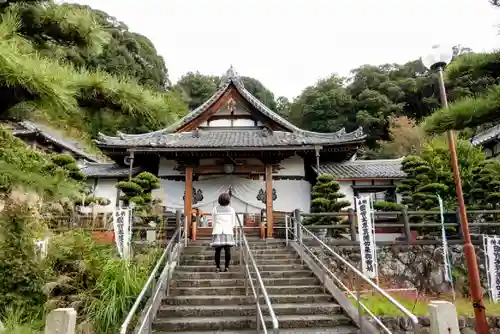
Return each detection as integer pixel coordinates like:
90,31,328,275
193,164,280,175
265,164,274,238
184,167,194,240
177,88,234,132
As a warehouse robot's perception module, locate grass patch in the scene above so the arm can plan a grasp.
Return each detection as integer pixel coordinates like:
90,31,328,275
349,294,500,317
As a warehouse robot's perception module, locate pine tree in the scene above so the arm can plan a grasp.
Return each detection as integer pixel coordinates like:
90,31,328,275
307,174,350,234
397,156,448,212
116,172,160,210
470,160,500,209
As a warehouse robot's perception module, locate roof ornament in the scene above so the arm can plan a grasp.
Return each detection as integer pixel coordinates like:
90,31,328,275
219,65,244,88
226,97,237,113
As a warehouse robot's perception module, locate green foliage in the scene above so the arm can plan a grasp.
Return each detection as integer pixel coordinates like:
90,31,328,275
0,127,83,198
398,137,486,219
117,171,160,207
0,2,187,139
307,174,350,231
289,75,353,134
423,51,500,134
173,71,278,111
0,201,48,316
373,201,403,211
44,230,160,333
470,160,500,209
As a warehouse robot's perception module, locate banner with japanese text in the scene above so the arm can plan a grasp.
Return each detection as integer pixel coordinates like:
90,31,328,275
485,236,500,302
356,196,378,279
113,208,132,260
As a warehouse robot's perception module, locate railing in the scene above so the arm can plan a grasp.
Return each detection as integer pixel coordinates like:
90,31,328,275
120,211,185,334
286,211,419,334
280,209,500,246
235,214,279,333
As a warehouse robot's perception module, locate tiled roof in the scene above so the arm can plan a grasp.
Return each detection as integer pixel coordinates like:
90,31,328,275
13,121,100,162
96,128,365,149
314,158,406,179
471,124,500,146
96,66,366,148
80,162,141,178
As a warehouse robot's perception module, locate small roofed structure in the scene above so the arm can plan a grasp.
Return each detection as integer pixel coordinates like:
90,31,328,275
6,120,100,163
96,66,367,237
471,124,500,159
313,158,406,208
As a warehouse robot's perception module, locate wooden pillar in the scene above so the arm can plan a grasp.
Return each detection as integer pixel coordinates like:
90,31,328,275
184,167,194,240
265,164,274,238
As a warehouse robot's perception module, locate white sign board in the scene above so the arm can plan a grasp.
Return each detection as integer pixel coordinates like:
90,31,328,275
356,196,378,279
485,236,500,302
113,208,132,260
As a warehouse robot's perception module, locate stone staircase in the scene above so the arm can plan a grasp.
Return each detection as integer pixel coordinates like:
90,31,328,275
152,236,359,333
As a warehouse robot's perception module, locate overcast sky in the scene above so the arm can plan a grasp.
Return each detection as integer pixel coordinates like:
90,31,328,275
64,0,499,99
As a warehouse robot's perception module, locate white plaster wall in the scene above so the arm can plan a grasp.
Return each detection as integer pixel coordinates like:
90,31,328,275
158,158,181,176
94,179,118,207
337,179,403,208
338,181,356,209
274,155,305,177
81,178,118,213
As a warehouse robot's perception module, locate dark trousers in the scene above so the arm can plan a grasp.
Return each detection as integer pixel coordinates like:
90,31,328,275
214,245,231,269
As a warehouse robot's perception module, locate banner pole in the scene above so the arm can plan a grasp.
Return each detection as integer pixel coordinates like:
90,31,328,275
438,195,455,302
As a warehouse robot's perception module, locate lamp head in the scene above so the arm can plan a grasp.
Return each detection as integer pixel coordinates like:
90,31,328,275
421,44,453,70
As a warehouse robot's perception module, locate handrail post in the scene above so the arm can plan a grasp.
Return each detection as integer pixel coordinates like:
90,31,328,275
402,207,412,244
348,208,356,242
293,208,300,241
285,214,289,246
176,210,182,262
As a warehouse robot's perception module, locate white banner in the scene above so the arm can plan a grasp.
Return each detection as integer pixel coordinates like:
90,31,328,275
486,236,500,302
113,208,131,259
356,196,378,279
437,195,453,282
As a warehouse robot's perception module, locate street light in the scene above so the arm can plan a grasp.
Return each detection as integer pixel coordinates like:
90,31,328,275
422,45,488,334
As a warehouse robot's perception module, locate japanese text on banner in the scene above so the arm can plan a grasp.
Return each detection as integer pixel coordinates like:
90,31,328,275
356,196,377,279
486,236,500,302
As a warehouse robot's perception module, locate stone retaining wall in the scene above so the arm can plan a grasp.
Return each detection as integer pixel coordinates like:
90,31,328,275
376,316,500,333
309,240,489,295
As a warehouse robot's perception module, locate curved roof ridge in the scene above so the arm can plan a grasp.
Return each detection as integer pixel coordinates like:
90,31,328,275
345,157,405,165
95,65,366,142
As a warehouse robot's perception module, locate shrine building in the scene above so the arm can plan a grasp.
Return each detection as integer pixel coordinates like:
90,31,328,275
95,67,367,236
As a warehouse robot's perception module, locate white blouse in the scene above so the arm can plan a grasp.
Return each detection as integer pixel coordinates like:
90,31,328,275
211,205,236,235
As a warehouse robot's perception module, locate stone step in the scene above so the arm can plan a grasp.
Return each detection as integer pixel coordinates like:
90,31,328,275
184,243,286,251
163,294,334,306
183,247,290,255
172,277,318,288
153,314,353,331
173,270,314,280
182,258,301,266
184,253,297,261
170,285,323,296
154,326,359,334
174,270,315,281
158,302,343,318
176,264,306,273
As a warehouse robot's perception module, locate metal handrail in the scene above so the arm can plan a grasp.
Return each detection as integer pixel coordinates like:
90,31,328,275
286,213,419,334
235,214,279,333
120,224,184,334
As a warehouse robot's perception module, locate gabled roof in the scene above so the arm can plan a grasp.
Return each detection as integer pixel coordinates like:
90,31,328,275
314,158,406,179
471,124,500,146
80,162,141,178
10,121,100,162
96,66,366,149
